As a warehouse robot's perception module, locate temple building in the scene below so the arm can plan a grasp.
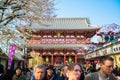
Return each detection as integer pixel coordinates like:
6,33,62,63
25,18,100,67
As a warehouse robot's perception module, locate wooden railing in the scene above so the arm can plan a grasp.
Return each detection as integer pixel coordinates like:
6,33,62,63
28,37,89,44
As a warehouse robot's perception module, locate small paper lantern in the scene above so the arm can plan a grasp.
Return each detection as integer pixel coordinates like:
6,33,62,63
86,61,90,65
85,61,90,67
94,60,98,64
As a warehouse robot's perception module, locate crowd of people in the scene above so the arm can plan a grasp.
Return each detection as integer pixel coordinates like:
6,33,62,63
0,56,120,80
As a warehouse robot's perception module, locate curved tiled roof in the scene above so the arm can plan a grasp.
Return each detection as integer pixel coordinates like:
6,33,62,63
31,18,100,30
26,18,100,50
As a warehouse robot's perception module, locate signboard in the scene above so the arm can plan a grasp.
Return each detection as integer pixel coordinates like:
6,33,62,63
8,45,16,69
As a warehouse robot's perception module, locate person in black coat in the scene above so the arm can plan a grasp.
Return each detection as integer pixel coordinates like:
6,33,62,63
56,65,68,80
45,65,57,80
0,64,4,80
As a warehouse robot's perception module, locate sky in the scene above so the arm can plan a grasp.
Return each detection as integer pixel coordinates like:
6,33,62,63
55,0,120,26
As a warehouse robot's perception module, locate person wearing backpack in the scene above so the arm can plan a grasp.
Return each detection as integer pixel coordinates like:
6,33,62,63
84,56,117,80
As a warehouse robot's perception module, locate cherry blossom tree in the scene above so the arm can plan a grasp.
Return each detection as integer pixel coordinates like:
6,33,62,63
0,0,55,25
0,0,56,58
0,0,56,40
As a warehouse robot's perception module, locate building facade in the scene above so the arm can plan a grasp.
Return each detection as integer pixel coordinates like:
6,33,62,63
25,18,100,67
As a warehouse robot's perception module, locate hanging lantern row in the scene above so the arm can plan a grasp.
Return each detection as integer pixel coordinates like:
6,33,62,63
97,31,120,36
85,59,98,65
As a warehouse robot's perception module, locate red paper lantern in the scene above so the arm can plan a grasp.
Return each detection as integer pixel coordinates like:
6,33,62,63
94,60,98,64
86,61,90,64
85,61,90,67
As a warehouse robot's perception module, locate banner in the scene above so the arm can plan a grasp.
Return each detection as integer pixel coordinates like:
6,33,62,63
8,45,16,69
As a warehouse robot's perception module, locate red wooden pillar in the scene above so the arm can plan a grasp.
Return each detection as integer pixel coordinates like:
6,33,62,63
51,54,54,65
75,54,78,63
64,54,66,65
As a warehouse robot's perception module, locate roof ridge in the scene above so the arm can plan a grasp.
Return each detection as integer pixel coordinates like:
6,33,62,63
53,17,88,20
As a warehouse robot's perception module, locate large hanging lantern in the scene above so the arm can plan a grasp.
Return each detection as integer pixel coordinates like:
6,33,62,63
57,32,61,38
46,56,49,63
68,56,72,63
